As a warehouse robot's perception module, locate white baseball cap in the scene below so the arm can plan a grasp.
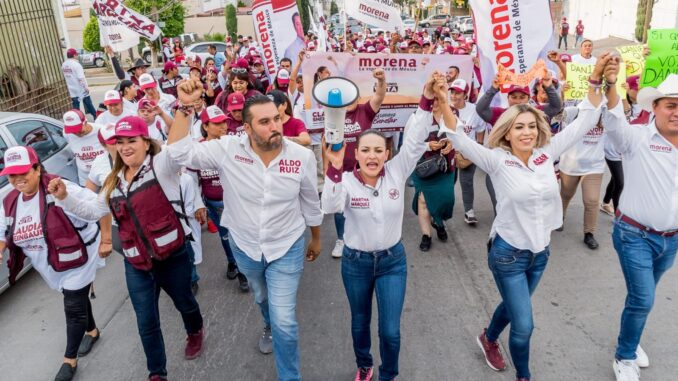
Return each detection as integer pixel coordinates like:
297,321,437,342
138,73,157,90
200,105,228,123
63,110,86,134
97,123,117,145
449,79,469,94
0,146,39,176
103,90,122,105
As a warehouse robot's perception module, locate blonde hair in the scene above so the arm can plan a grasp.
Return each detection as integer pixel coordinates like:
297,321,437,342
101,138,161,203
487,104,551,151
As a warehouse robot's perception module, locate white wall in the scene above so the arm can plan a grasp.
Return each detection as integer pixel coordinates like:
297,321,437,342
565,0,677,42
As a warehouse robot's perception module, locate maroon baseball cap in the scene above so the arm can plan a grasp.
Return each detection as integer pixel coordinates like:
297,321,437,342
200,105,228,124
63,110,86,134
114,116,149,138
226,93,245,112
138,98,157,110
626,75,640,91
163,61,177,73
0,146,39,176
506,84,531,96
234,58,249,69
560,53,572,63
66,48,78,58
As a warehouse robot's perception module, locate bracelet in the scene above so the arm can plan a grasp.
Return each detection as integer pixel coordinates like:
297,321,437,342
176,104,195,116
588,77,603,86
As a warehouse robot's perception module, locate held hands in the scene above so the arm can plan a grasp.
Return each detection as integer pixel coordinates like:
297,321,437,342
603,54,620,84
423,72,438,99
433,73,447,102
592,52,612,80
47,177,67,200
177,79,204,106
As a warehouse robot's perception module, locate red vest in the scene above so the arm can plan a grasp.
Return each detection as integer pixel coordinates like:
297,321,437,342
109,156,186,271
3,174,91,285
198,169,223,201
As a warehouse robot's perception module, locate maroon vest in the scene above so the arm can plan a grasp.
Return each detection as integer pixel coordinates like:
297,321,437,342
198,169,223,201
3,174,91,285
109,156,186,271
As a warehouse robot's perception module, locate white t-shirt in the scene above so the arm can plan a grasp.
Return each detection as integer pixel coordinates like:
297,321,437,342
65,124,106,186
456,102,488,142
558,106,606,175
95,109,133,126
147,117,168,142
123,99,138,115
571,54,596,65
88,153,113,188
0,182,103,291
61,59,88,99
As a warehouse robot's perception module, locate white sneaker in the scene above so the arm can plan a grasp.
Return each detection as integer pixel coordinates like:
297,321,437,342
613,359,640,381
636,345,649,368
331,239,344,258
600,202,615,216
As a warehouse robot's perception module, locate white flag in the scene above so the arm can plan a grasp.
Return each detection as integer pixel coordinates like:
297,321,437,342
92,0,161,52
344,0,404,32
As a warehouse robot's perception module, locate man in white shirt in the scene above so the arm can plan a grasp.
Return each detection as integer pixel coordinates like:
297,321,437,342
62,110,106,186
604,72,678,381
166,81,322,381
95,90,133,126
570,39,596,65
61,48,96,119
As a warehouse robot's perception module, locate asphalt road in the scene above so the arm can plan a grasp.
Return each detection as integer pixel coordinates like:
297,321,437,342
0,167,677,381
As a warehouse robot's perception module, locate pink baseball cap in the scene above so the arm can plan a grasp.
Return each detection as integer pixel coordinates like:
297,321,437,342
505,84,531,96
226,92,245,112
276,69,290,85
626,75,640,91
138,73,157,90
560,53,572,62
66,48,78,58
103,90,122,105
114,116,149,138
163,61,177,73
97,123,117,146
0,146,39,176
234,58,249,69
200,105,228,124
138,98,157,111
63,110,86,134
449,79,469,94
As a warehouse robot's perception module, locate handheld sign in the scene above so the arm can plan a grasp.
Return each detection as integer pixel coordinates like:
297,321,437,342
642,28,678,88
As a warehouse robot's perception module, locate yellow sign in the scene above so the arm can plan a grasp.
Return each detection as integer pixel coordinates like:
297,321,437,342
565,62,626,100
616,45,644,77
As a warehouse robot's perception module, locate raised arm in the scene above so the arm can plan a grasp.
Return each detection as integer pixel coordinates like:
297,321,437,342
49,179,111,221
601,53,640,156
540,72,563,118
105,46,127,80
476,77,500,123
369,69,387,113
288,50,305,95
320,144,348,214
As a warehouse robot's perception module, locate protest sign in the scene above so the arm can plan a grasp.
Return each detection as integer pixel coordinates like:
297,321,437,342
565,62,626,100
642,28,678,88
469,0,554,95
300,53,473,133
251,0,303,76
344,0,404,32
616,45,644,77
497,60,548,87
92,0,160,52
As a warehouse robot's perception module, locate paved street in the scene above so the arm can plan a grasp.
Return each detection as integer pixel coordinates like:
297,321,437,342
1,168,677,381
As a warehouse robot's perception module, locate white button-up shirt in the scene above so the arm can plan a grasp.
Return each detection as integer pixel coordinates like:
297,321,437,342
444,98,602,252
321,104,436,252
167,134,323,262
603,100,678,231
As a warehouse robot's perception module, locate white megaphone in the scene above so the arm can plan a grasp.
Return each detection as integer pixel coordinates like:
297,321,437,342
312,77,359,151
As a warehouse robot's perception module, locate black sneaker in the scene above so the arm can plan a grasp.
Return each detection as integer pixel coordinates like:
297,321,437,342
77,329,100,356
431,222,448,242
226,262,238,280
54,363,77,381
191,281,200,296
419,235,432,252
584,233,599,250
237,273,249,292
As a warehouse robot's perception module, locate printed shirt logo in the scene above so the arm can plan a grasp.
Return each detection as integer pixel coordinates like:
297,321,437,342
234,154,254,165
279,159,301,174
388,189,400,200
343,123,363,135
350,197,370,209
532,153,549,166
649,144,672,153
13,219,43,245
504,159,523,168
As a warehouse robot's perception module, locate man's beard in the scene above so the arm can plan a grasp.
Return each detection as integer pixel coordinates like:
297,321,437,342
251,129,282,151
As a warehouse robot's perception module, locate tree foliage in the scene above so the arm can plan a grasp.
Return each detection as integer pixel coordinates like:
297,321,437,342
330,1,338,16
83,15,101,52
634,0,655,42
225,4,238,42
297,0,310,34
124,0,186,37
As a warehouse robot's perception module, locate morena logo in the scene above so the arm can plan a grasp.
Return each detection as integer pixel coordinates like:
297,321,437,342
358,57,417,69
388,189,400,200
6,153,23,163
117,122,132,130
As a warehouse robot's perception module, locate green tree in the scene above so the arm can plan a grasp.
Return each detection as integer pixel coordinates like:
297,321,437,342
82,15,101,52
635,0,655,42
124,0,186,37
296,0,310,34
225,4,238,42
330,1,338,16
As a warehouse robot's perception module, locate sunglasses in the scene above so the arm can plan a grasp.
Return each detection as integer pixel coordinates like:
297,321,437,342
231,68,248,74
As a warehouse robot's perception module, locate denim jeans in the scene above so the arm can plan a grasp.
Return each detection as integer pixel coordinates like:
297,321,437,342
342,241,407,381
229,235,305,381
186,242,200,283
459,163,476,212
486,235,550,380
612,218,678,360
71,96,97,119
334,212,345,240
204,198,236,264
575,34,583,47
124,243,204,378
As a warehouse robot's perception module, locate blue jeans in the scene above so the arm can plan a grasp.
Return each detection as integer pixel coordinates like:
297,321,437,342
342,242,407,381
486,235,550,380
229,235,305,381
575,34,583,47
334,212,345,240
124,243,203,378
204,198,236,264
612,219,678,360
71,95,97,119
186,242,200,283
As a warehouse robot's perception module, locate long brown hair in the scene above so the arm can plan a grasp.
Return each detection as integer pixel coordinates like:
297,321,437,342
101,138,162,203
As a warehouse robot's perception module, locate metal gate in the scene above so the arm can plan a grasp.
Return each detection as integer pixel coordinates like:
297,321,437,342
0,0,71,119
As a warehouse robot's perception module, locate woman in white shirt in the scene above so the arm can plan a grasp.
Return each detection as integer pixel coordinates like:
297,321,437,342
438,54,611,381
0,146,103,381
322,72,447,381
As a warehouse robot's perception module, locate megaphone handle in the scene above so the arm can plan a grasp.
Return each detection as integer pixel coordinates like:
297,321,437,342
330,142,343,152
